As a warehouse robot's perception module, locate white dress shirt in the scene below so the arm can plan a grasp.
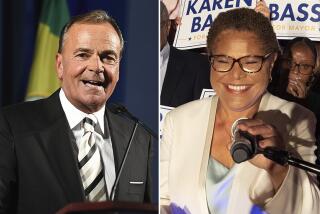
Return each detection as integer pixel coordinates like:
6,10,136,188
160,42,170,92
59,89,116,197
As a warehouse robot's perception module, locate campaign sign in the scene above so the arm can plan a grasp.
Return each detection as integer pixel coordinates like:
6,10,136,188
200,88,216,99
174,0,320,50
270,1,320,40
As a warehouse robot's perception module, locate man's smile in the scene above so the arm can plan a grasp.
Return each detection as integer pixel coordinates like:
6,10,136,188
81,78,108,89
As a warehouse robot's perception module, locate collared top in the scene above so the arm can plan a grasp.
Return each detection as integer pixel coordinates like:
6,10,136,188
160,42,170,92
59,89,116,198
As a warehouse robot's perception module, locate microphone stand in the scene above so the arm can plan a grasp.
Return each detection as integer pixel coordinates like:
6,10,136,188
109,103,157,138
108,103,157,200
262,147,320,175
109,122,138,200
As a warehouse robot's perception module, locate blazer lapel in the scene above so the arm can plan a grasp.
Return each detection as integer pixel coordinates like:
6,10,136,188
199,96,218,213
161,46,186,106
39,91,84,202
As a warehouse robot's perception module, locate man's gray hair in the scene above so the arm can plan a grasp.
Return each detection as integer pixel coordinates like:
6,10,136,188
58,10,124,55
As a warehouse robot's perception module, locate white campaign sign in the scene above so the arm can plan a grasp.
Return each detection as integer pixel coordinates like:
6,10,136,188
200,88,216,99
270,1,320,40
174,0,320,50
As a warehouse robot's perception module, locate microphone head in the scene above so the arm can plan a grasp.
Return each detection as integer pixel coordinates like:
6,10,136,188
230,137,255,163
109,103,127,114
230,118,257,163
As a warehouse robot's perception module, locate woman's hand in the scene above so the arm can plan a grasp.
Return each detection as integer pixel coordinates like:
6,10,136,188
236,119,289,191
255,0,270,19
287,77,308,98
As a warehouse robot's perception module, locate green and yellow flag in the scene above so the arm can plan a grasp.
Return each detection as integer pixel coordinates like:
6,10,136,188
26,0,69,100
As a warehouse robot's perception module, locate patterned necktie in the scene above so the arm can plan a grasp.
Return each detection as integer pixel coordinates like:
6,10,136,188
78,117,107,201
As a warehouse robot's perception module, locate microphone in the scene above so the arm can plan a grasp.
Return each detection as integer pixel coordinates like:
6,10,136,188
263,147,320,175
229,119,320,175
108,103,156,200
108,103,128,115
108,103,157,138
230,118,261,163
108,103,138,201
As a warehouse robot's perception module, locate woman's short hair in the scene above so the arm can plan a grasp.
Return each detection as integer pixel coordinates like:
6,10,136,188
207,8,279,54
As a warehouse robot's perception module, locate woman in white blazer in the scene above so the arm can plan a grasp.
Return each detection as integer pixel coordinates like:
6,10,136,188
160,8,320,214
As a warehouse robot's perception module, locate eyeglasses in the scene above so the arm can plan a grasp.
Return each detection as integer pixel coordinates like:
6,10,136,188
208,52,273,73
288,61,314,75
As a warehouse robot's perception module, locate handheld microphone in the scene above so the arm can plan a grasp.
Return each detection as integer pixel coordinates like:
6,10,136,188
230,118,260,163
229,119,320,175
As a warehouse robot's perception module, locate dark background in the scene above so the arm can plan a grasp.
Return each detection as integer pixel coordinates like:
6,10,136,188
0,0,159,202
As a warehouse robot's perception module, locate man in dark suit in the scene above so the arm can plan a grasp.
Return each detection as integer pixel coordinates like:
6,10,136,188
0,10,154,213
160,1,212,107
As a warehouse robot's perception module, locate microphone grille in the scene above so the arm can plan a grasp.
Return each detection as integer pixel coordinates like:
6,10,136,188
230,141,253,163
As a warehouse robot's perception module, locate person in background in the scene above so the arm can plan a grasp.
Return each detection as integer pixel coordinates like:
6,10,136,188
161,8,319,213
0,10,155,214
161,0,182,44
161,0,181,24
272,37,320,137
271,38,320,176
282,37,317,99
160,1,212,108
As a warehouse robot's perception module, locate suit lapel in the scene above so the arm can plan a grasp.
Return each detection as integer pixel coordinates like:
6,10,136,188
39,91,84,202
161,46,186,106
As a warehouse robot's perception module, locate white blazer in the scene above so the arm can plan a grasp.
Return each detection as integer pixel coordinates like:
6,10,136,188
160,92,320,214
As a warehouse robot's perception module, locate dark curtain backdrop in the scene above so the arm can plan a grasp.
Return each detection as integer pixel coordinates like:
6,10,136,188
0,0,158,202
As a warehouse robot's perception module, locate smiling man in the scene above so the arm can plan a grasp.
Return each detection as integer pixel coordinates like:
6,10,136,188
0,10,154,214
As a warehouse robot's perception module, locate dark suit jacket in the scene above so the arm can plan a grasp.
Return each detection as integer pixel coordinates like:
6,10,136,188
0,90,154,214
161,46,212,107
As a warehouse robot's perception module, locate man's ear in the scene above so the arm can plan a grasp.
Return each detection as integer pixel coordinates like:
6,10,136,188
56,53,63,80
